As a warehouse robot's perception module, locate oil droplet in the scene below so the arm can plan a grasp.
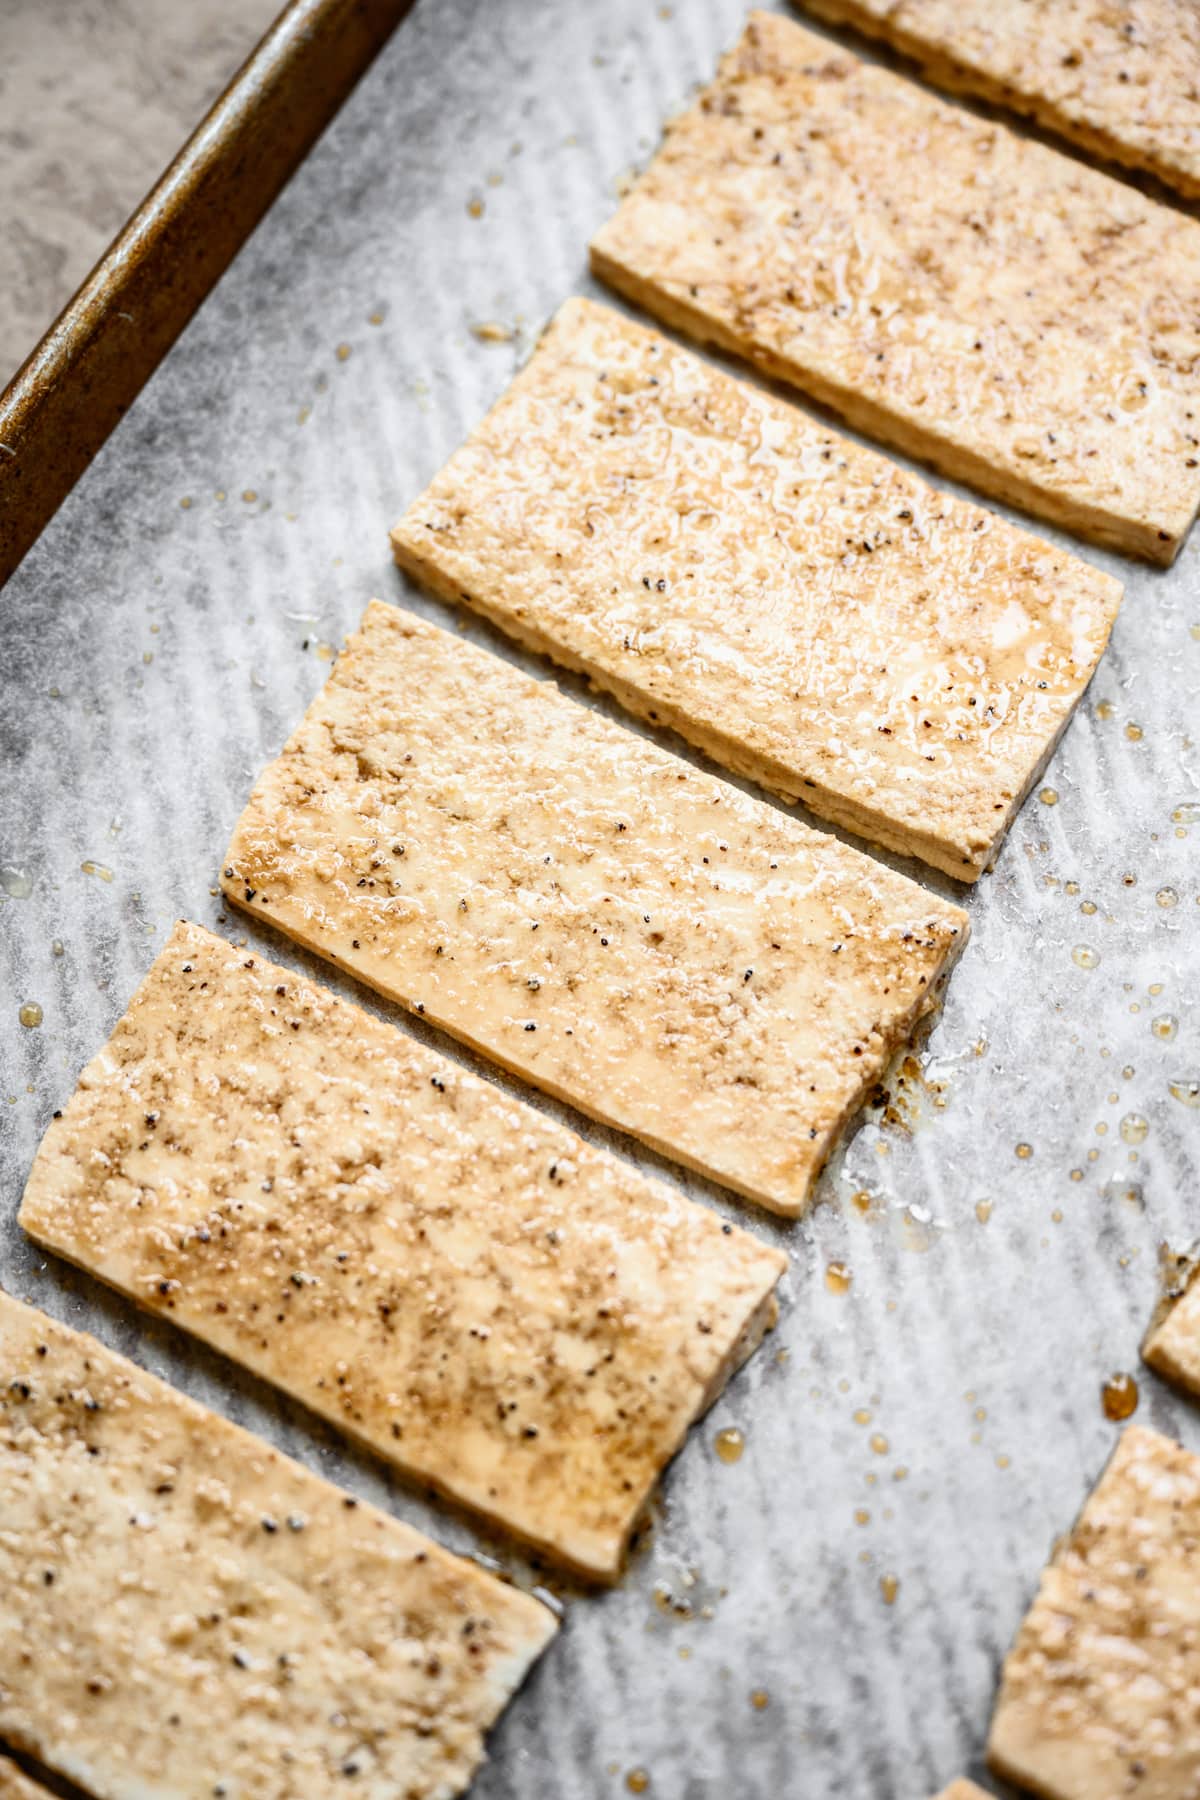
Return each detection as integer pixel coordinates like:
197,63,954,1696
471,320,516,343
369,308,385,326
853,1408,873,1426
241,489,258,503
1072,945,1099,969
466,196,485,219
1069,1167,1083,1182
18,1002,43,1029
870,1433,889,1455
749,1689,769,1711
880,1574,900,1606
1039,787,1058,806
825,1260,852,1295
1015,1141,1033,1160
1080,900,1097,916
975,1199,993,1224
1064,880,1079,895
1120,1113,1149,1145
1157,887,1179,909
51,939,64,957
0,865,33,899
1101,1372,1139,1421
336,343,352,362
854,1507,871,1525
1125,722,1144,741
714,1427,744,1465
1169,1079,1200,1110
1096,698,1114,719
80,861,114,883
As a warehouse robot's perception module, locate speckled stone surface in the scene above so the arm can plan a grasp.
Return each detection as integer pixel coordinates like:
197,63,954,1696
0,0,278,383
0,2,1198,1796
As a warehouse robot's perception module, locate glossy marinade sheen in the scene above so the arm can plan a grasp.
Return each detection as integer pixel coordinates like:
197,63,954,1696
590,12,1200,563
0,1289,555,1800
392,297,1121,882
20,921,785,1579
221,601,969,1217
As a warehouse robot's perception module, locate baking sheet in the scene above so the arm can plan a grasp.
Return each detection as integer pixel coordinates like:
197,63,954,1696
1,2,1197,1795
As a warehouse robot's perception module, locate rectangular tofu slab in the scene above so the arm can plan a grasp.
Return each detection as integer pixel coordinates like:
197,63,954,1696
221,601,968,1216
0,1759,52,1800
590,11,1200,563
392,297,1121,882
19,921,785,1580
1141,1244,1200,1395
988,1425,1200,1799
799,0,1200,202
0,1288,555,1800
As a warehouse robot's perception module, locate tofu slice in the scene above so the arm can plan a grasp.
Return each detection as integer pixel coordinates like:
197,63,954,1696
19,920,785,1580
988,1425,1200,1798
392,297,1121,882
933,1786,990,1800
0,1289,555,1800
220,601,968,1217
1141,1243,1200,1395
589,11,1200,563
799,0,1200,202
0,1758,53,1800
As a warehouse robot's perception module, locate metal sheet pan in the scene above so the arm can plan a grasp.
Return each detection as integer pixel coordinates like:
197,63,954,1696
1,2,1197,1795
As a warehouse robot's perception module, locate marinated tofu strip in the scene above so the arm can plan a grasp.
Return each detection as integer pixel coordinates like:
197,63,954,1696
1141,1243,1200,1396
20,921,785,1580
988,1426,1200,1799
0,1758,54,1800
799,0,1200,202
0,1290,555,1800
392,297,1120,882
221,601,968,1217
590,11,1200,563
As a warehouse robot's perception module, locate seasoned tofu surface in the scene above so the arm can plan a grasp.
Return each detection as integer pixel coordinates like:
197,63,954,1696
221,601,968,1216
799,0,1200,201
393,297,1120,881
590,11,1200,562
1140,1246,1200,1398
0,1290,555,1800
988,1426,1200,1800
0,1758,52,1800
20,921,785,1579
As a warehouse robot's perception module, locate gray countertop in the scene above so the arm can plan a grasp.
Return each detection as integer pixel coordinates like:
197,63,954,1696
1,2,1197,1796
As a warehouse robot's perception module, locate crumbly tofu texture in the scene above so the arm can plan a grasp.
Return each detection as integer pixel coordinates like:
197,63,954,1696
0,1289,555,1800
799,0,1200,202
20,921,785,1580
221,601,968,1217
988,1425,1200,1799
392,297,1120,882
589,11,1200,563
0,1758,52,1800
1141,1245,1200,1396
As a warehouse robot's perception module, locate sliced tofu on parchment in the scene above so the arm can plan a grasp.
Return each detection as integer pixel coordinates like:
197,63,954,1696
988,1425,1200,1799
797,0,1200,202
590,11,1200,563
20,920,785,1579
220,601,968,1217
392,296,1120,882
0,1288,555,1800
